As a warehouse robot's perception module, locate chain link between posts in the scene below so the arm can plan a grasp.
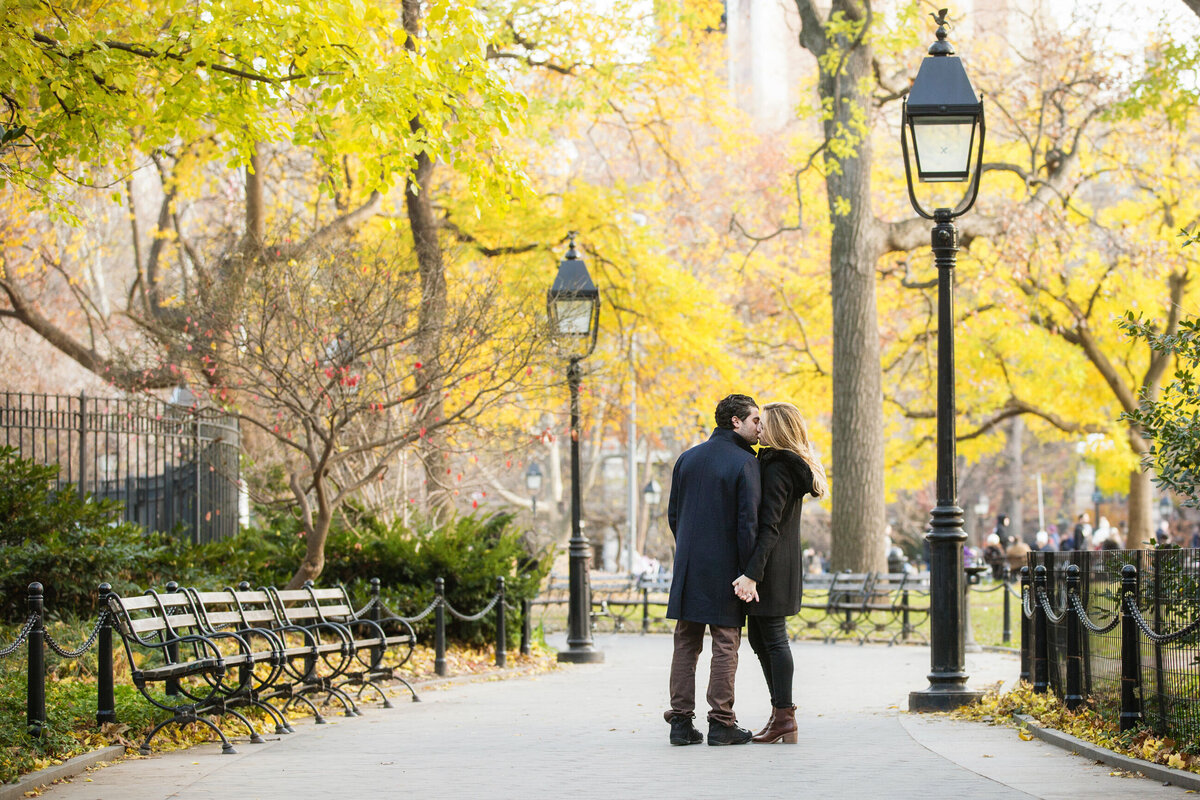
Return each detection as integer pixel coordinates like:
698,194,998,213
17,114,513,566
0,613,39,659
1126,597,1200,644
351,589,507,625
443,594,501,622
397,597,443,625
43,611,109,658
351,596,378,620
1036,586,1068,624
1068,592,1121,634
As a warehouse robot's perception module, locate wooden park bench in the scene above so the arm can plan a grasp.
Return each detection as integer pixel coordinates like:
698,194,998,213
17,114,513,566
105,587,268,755
104,579,419,755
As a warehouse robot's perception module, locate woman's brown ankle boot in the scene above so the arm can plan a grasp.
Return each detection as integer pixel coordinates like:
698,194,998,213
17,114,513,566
753,708,776,738
752,705,797,744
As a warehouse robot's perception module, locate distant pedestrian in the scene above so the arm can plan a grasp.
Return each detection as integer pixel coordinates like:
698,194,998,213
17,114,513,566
982,534,1006,580
993,514,1010,543
1035,530,1054,553
1069,513,1092,551
1005,535,1031,573
664,394,761,747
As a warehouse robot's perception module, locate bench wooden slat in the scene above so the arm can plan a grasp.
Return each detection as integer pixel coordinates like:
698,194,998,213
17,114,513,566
129,614,201,634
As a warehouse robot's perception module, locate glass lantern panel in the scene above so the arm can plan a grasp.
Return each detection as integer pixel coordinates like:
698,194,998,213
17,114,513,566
554,298,593,335
912,116,976,182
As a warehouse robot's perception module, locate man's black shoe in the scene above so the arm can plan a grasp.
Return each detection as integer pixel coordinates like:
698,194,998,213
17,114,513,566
669,715,703,746
707,721,752,746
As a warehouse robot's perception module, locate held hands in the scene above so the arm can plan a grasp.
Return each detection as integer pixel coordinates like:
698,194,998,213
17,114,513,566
732,574,759,603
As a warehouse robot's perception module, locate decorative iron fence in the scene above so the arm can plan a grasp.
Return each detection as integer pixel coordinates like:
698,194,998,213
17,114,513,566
0,391,240,543
1025,548,1200,740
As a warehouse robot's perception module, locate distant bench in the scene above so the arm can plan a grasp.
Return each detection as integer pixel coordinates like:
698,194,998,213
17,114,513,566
794,571,930,645
531,573,672,633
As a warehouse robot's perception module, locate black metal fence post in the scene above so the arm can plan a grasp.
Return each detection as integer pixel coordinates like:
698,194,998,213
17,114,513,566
370,577,382,623
520,597,532,656
97,583,116,725
434,577,447,677
27,582,45,737
77,390,88,501
1151,548,1167,727
1019,566,1030,683
1001,565,1012,646
1032,565,1049,693
1064,564,1083,711
495,577,507,668
642,586,650,634
1119,564,1143,732
369,577,384,666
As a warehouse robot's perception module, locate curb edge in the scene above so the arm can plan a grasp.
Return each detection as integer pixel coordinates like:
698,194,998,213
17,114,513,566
1013,714,1200,792
0,745,125,800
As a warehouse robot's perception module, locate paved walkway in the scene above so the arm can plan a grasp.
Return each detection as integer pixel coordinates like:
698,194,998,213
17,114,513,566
39,634,1189,800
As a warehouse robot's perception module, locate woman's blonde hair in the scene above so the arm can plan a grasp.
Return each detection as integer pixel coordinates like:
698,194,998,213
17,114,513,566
760,402,828,499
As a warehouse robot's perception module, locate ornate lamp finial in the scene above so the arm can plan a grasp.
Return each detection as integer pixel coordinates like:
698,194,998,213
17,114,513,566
929,8,955,55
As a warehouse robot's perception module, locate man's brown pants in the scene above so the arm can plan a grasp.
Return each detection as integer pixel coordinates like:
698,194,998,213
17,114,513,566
664,619,740,727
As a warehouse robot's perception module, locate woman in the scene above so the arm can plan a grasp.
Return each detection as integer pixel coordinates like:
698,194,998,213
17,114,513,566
732,402,827,745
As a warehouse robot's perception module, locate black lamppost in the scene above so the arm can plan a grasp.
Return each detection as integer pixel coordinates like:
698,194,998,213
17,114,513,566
525,462,543,517
548,233,603,664
903,9,986,713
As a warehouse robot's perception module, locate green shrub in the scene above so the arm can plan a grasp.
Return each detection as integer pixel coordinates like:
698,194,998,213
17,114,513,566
0,444,550,645
0,447,171,622
300,510,552,648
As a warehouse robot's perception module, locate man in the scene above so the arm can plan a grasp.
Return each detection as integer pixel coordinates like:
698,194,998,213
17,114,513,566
663,394,762,746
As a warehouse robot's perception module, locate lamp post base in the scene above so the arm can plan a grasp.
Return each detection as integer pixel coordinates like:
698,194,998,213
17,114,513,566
556,647,605,664
908,685,983,712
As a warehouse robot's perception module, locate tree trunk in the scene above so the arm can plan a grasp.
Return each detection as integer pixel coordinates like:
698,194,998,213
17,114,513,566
1128,468,1153,549
1127,426,1153,548
819,22,887,573
402,0,450,516
1006,417,1025,541
245,145,265,250
287,479,332,588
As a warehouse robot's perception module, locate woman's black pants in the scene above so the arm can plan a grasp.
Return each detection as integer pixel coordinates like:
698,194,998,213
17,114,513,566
746,614,792,708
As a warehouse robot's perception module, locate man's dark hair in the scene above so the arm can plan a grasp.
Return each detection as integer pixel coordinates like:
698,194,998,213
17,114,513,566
714,394,758,430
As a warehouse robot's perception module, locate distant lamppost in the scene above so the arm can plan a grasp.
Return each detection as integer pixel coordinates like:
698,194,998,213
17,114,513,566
525,462,544,517
548,233,603,664
642,479,662,562
903,9,986,713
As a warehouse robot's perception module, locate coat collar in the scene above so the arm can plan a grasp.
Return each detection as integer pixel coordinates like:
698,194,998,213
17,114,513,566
710,426,756,455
